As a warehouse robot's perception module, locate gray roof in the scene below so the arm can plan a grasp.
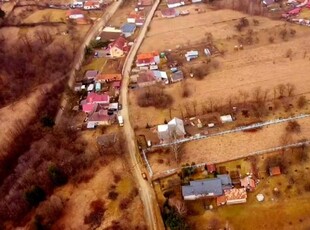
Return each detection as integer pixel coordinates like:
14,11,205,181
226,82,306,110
217,174,232,186
85,70,99,79
121,23,136,33
182,178,223,198
171,70,184,82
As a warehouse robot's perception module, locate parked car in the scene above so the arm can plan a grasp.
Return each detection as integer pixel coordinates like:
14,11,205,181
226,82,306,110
142,172,147,180
118,103,122,110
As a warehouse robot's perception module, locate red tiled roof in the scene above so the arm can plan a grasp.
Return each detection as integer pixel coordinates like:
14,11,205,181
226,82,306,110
109,36,128,51
86,92,109,103
269,166,281,176
82,103,96,113
84,0,100,7
66,9,84,16
88,109,109,122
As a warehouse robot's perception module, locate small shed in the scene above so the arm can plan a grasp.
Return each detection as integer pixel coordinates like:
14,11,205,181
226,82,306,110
220,115,233,123
269,166,281,176
170,70,184,83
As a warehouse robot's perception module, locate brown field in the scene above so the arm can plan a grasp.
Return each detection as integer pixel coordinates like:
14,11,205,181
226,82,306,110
140,4,282,52
22,9,67,23
181,117,310,165
130,6,310,129
53,157,146,229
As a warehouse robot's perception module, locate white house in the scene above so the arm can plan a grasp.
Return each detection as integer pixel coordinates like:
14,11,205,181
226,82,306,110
157,117,185,143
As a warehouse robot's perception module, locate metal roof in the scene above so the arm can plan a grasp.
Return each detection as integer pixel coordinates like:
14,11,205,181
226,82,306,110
121,23,137,33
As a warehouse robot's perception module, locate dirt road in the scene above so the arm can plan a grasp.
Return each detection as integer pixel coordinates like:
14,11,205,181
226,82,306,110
120,0,165,229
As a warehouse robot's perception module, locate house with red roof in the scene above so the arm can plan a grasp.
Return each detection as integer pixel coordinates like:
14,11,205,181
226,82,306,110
87,109,112,128
136,51,160,67
84,0,100,10
81,92,110,113
66,9,85,19
108,36,129,58
127,11,145,26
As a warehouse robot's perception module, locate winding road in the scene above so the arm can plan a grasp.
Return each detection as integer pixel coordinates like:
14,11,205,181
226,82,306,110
120,0,165,229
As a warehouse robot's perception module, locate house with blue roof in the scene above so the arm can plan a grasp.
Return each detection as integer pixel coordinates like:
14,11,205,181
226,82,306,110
181,174,232,200
121,23,137,38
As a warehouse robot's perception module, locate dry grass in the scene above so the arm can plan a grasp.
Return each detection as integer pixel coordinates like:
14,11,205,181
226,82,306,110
130,13,310,128
22,9,66,23
182,117,310,165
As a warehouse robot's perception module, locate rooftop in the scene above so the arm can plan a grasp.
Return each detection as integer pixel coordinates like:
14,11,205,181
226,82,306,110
182,178,223,198
121,23,137,33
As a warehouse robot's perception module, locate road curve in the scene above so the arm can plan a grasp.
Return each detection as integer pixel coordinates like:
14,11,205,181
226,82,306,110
120,0,165,229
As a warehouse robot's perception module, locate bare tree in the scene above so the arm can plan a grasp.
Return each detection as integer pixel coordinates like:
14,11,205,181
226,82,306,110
285,83,295,97
206,97,215,112
34,29,54,45
252,87,263,104
169,131,183,163
276,84,286,98
168,197,187,216
191,100,197,116
238,89,249,106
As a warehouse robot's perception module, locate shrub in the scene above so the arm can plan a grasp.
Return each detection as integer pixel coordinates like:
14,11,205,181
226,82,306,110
48,165,68,186
253,19,259,26
269,36,275,43
137,86,173,109
108,191,119,200
25,186,46,207
279,28,288,40
41,116,55,127
84,199,106,228
297,96,307,108
304,182,310,192
285,48,293,58
286,121,301,133
119,198,131,210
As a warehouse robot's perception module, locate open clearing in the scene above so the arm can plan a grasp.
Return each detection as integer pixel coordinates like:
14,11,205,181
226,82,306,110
140,5,282,52
130,6,310,129
22,9,66,23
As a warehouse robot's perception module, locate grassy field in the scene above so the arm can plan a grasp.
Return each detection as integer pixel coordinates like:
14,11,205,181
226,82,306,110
23,9,66,23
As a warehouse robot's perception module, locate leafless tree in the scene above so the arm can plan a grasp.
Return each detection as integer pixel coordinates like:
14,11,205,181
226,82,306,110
169,131,183,163
34,29,54,45
276,84,286,98
168,197,187,216
191,100,198,116
238,89,250,106
285,83,296,97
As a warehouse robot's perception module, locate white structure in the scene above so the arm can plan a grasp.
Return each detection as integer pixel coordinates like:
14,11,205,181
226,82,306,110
102,26,122,33
157,117,185,143
167,0,185,8
220,115,233,123
185,50,199,61
256,194,265,202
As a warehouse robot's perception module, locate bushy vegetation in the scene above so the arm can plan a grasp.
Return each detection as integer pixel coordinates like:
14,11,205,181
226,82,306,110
137,86,173,108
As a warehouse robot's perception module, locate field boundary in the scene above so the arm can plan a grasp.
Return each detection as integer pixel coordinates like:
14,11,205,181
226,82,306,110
153,113,310,147
151,140,310,180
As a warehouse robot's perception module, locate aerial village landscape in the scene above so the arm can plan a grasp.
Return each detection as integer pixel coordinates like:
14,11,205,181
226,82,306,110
0,0,310,229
